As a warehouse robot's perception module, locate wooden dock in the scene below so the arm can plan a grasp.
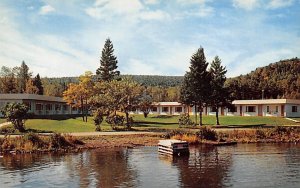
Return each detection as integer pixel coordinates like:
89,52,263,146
158,139,189,156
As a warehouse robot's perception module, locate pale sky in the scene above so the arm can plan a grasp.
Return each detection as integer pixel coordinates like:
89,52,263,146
0,0,299,78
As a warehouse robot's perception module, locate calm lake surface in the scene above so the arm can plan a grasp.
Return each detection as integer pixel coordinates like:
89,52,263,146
0,143,299,188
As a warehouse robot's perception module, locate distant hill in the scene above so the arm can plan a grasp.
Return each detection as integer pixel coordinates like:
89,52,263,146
226,57,300,99
42,58,300,99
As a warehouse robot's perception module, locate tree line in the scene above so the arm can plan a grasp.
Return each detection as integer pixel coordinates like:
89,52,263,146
226,57,300,100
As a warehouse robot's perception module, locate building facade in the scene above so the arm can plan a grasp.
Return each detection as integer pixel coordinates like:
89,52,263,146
0,94,79,117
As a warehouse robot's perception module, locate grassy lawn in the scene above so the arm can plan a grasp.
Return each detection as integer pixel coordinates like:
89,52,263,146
289,117,300,121
26,118,112,133
21,114,297,133
0,118,7,124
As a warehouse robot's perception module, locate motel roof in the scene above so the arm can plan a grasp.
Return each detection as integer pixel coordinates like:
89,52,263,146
0,94,65,103
153,102,183,106
232,99,300,105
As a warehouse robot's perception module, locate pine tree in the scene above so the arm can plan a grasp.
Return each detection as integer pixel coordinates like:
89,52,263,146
17,61,32,93
180,47,210,126
25,79,39,94
209,56,230,125
33,74,44,95
96,38,120,81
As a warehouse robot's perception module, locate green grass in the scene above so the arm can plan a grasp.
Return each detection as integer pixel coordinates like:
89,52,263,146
26,118,101,133
22,114,297,133
0,118,7,124
289,117,300,121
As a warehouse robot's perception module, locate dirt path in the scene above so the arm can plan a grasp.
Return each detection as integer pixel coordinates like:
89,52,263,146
0,122,11,128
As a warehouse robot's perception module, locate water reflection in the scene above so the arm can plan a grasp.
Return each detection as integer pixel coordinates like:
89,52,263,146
0,144,299,188
159,145,232,188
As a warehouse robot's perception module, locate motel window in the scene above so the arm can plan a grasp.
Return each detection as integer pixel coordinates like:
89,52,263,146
152,107,157,112
275,106,278,113
24,102,31,111
246,106,256,112
211,107,217,112
36,104,43,111
55,104,61,111
267,106,270,113
175,107,182,112
229,106,237,112
46,104,52,111
292,106,298,113
162,107,169,112
63,105,68,111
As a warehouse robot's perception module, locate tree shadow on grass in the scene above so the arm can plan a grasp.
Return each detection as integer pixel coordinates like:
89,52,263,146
25,129,53,133
149,115,174,119
133,121,177,127
213,124,268,129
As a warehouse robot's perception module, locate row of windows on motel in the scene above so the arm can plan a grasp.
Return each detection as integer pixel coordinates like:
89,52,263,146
23,102,79,112
18,102,299,114
150,105,298,113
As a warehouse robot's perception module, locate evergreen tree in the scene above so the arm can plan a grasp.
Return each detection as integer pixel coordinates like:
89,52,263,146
17,61,32,93
180,47,210,126
33,74,44,95
96,38,120,81
209,56,230,125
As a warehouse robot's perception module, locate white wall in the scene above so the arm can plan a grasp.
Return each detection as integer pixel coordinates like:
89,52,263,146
286,104,300,117
262,105,281,117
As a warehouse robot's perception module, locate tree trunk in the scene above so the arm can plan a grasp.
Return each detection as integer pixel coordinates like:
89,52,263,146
80,96,84,122
125,111,129,129
85,99,88,122
199,109,203,126
194,103,197,125
216,107,220,125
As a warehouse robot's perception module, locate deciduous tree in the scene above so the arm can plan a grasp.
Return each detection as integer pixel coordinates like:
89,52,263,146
1,102,29,132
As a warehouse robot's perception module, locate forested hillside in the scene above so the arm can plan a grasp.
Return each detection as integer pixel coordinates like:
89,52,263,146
1,58,299,99
226,58,300,99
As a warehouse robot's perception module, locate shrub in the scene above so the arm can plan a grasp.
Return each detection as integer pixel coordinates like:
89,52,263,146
106,114,125,130
0,125,15,134
93,110,103,131
23,132,45,147
49,133,71,149
255,129,266,139
196,126,217,141
178,113,195,128
163,129,189,139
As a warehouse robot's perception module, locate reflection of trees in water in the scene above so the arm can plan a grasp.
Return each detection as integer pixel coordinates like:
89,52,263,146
0,153,64,170
0,153,66,184
172,145,233,188
64,149,138,187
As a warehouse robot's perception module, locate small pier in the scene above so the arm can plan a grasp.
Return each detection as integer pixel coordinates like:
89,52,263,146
158,139,189,156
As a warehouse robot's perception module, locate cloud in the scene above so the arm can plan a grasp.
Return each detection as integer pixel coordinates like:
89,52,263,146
232,0,259,10
144,0,159,5
39,5,55,15
267,0,294,9
86,0,168,21
140,10,169,20
121,58,164,75
176,0,206,5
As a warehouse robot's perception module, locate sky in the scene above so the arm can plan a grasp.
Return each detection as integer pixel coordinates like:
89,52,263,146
0,0,299,78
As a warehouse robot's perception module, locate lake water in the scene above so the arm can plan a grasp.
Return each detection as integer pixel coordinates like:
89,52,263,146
0,143,299,188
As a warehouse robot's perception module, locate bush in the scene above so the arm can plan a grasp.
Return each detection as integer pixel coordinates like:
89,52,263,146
163,129,190,139
255,129,266,139
50,133,71,149
0,125,15,134
178,113,195,128
196,126,217,141
23,132,44,147
93,110,104,132
106,114,125,130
